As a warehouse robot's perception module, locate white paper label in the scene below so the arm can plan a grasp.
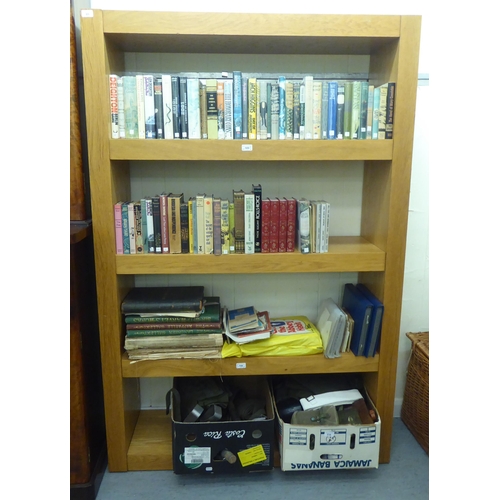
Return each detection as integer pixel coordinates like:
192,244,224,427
236,362,247,369
81,10,94,17
184,447,211,464
241,145,253,152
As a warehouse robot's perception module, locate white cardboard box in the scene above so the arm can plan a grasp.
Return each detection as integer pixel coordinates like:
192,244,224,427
274,390,381,471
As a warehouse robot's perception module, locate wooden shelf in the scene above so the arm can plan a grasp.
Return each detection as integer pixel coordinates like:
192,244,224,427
116,236,385,275
122,351,379,378
110,139,393,162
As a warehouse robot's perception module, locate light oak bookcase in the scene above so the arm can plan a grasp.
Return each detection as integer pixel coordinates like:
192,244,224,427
81,10,421,472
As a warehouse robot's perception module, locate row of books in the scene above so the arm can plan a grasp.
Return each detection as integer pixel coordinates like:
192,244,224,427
114,187,330,256
109,72,396,141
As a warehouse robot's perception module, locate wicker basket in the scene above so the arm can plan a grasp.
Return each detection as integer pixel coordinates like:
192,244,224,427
401,331,429,454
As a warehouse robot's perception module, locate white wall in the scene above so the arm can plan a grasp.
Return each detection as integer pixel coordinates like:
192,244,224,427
81,0,430,414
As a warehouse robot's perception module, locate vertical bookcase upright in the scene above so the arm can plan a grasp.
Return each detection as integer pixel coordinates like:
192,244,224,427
81,10,421,472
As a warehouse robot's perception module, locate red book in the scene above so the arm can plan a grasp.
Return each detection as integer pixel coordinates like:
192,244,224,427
269,198,279,253
261,198,271,253
278,198,287,253
286,198,297,252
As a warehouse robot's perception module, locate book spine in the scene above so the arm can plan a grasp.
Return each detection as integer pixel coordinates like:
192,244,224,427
366,84,374,140
217,80,225,139
372,86,380,139
248,77,257,140
261,198,271,253
134,201,144,254
286,198,297,252
122,76,138,139
304,75,313,140
143,75,156,139
267,82,272,139
252,184,262,253
323,201,330,253
126,321,221,330
179,77,188,139
154,76,164,139
241,76,248,139
162,75,173,139
188,197,195,254
359,81,369,140
109,75,119,138
143,198,154,253
271,82,279,140
122,203,130,254
160,193,169,253
128,202,136,254
293,82,300,140
171,76,181,139
297,198,311,254
168,194,182,254
126,328,223,337
336,84,345,139
233,190,245,254
259,80,269,140
312,80,322,140
385,82,396,139
269,198,279,253
321,79,329,139
229,202,235,254
377,83,388,139
327,81,338,139
351,81,361,140
139,199,148,253
206,79,218,140
224,79,233,139
114,202,124,254
233,71,243,139
187,77,201,139
285,80,294,140
180,202,189,253
278,76,286,140
299,81,305,140
213,197,222,256
221,199,230,254
117,76,126,138
152,196,161,253
199,80,208,139
244,193,255,254
136,74,146,139
343,81,353,139
195,194,205,254
204,195,214,254
278,198,287,252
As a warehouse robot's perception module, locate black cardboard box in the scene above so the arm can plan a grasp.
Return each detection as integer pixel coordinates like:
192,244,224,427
168,376,275,474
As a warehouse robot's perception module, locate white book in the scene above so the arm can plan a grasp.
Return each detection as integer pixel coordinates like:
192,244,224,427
196,194,205,254
117,76,126,138
135,74,146,139
128,202,136,254
162,75,173,139
204,195,213,254
303,75,314,140
244,193,255,254
224,80,233,139
109,74,119,138
312,80,322,140
143,197,155,253
187,77,201,139
143,74,156,138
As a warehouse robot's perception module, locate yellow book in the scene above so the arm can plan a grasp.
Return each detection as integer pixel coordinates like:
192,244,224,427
248,77,257,140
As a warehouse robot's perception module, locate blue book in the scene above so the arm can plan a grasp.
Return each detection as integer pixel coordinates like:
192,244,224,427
327,81,338,139
356,284,384,357
121,202,130,255
233,71,243,139
341,283,373,356
278,76,286,140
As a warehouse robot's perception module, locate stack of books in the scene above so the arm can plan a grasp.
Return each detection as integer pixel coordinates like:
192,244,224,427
224,306,272,344
121,286,224,360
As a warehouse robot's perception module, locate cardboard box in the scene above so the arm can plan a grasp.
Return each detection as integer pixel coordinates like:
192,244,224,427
169,376,275,474
273,381,381,471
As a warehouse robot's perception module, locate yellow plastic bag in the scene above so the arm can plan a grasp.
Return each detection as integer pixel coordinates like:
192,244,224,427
221,316,324,358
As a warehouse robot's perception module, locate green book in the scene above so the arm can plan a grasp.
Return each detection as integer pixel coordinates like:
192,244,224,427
125,328,223,338
343,81,353,140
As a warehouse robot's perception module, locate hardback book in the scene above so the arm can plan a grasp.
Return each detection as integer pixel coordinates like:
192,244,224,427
270,82,279,140
199,80,208,139
121,286,205,315
143,74,156,138
168,193,184,254
161,74,173,139
152,195,162,253
359,81,369,140
286,198,297,252
252,184,262,253
323,201,331,253
125,347,222,361
121,202,130,254
160,193,169,253
229,202,235,254
233,189,245,254
261,198,271,253
221,199,230,255
133,201,144,254
341,283,373,357
216,80,225,139
140,198,149,253
303,75,314,140
247,77,257,140
350,81,361,140
297,198,311,254
187,77,201,139
142,197,155,253
309,200,318,253
285,80,294,140
278,198,287,253
385,82,396,139
188,197,195,254
327,81,338,139
125,334,223,350
117,76,126,138
258,79,269,140
366,84,374,140
299,81,305,140
195,193,205,254
179,76,189,139
153,76,164,139
241,76,248,139
204,194,214,254
122,75,138,139
233,71,243,139
114,202,124,254
136,74,146,139
244,192,255,254
356,284,384,358
336,83,345,140
372,86,380,140
205,78,218,140
266,81,272,139
180,201,189,254
171,76,181,139
109,74,119,138
321,80,329,140
278,76,286,140
377,83,388,139
343,81,353,139
312,80,322,140
224,79,234,139
128,201,136,254
213,197,222,256
269,197,280,253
